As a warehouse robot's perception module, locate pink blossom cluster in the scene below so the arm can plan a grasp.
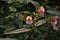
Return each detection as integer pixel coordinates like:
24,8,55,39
37,6,45,17
49,16,58,31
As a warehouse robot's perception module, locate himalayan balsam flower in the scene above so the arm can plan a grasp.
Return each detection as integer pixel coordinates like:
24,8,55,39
49,16,58,31
52,16,58,21
26,16,32,25
37,6,45,17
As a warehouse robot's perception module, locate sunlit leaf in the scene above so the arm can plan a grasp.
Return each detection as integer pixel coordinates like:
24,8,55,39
0,38,17,40
9,7,17,12
4,28,31,34
35,19,46,26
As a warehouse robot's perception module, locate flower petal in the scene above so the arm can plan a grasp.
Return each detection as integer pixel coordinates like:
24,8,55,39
53,25,59,31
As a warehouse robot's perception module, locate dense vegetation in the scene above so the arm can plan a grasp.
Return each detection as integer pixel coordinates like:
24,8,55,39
0,0,60,40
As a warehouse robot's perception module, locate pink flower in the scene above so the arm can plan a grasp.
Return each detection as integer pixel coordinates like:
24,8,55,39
53,25,58,31
49,21,55,26
26,16,32,25
37,6,45,17
52,16,58,21
49,16,59,31
37,6,45,13
49,21,58,31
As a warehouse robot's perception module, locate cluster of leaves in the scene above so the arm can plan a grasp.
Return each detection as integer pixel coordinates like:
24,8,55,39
0,0,60,40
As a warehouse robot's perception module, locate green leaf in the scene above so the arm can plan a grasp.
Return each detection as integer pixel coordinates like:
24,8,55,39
21,11,31,15
0,25,6,28
20,0,32,4
47,10,60,15
41,2,47,6
46,6,54,10
3,0,16,3
31,1,40,7
4,27,15,32
13,18,23,27
0,38,17,40
9,7,17,12
13,3,24,8
23,25,30,28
